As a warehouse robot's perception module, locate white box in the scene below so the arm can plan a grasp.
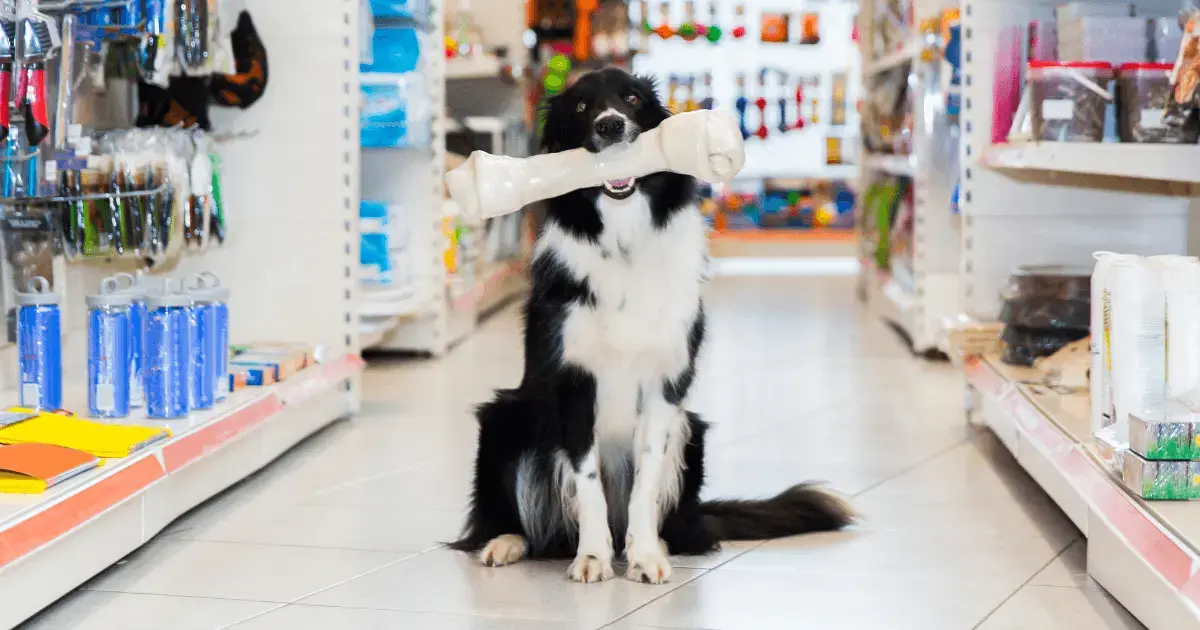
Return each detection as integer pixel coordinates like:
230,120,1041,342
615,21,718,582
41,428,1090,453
1055,2,1133,24
1058,17,1148,64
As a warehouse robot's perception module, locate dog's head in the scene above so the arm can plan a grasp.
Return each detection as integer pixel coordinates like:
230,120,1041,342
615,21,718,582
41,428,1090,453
540,68,671,200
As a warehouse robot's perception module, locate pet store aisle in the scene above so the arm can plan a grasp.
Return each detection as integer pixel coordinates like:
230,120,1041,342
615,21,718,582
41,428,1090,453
23,273,1137,630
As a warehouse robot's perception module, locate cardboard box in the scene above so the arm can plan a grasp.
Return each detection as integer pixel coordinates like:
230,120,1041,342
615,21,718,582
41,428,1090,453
1130,405,1200,460
1122,448,1200,500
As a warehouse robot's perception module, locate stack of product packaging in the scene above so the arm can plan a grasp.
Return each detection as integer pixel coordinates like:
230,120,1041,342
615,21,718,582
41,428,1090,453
1091,252,1200,500
359,0,431,149
997,265,1091,366
359,199,412,290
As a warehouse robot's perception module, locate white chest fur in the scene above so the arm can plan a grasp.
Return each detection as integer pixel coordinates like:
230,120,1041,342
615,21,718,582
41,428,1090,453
538,191,707,381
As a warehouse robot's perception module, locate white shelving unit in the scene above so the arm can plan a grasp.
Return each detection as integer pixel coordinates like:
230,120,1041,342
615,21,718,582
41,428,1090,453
857,0,961,354
362,1,531,356
634,0,862,181
0,0,365,624
957,1,1200,627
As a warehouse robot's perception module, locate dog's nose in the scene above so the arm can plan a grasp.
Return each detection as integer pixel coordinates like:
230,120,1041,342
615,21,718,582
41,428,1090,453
595,117,626,141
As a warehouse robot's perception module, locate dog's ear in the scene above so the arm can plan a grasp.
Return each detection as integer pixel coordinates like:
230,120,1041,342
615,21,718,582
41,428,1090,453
539,94,568,153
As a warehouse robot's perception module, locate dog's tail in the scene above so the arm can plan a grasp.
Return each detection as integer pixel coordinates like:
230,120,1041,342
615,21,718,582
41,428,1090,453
700,483,855,541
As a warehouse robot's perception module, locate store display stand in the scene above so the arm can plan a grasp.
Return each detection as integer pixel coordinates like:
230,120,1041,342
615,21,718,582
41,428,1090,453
966,356,1200,629
0,0,366,624
857,0,960,355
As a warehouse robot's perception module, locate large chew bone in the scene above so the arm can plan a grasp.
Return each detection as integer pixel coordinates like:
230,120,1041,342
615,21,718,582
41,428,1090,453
445,109,746,219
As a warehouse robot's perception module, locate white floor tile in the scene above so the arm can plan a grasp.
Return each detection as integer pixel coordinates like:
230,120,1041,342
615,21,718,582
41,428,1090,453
231,605,576,629
19,275,1143,630
299,548,703,628
18,592,276,630
84,539,408,603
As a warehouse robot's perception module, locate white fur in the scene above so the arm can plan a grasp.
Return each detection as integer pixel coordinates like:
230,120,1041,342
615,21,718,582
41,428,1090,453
536,188,706,582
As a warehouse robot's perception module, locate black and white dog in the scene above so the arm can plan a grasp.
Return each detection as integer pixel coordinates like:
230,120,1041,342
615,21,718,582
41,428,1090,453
452,68,853,584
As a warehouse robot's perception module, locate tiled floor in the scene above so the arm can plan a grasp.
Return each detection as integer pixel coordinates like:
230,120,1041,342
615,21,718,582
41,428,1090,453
22,274,1144,629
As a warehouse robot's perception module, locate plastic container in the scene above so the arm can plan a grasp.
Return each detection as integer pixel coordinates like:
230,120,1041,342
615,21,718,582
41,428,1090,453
187,273,230,408
87,279,131,418
15,277,61,410
1117,63,1199,144
145,286,191,419
1028,61,1114,142
109,273,148,407
1004,265,1092,300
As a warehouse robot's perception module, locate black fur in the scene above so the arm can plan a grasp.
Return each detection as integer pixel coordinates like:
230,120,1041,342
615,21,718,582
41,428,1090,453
452,68,853,561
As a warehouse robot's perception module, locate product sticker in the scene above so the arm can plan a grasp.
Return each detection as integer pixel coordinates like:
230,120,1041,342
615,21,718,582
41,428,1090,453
1041,99,1075,120
1140,108,1165,129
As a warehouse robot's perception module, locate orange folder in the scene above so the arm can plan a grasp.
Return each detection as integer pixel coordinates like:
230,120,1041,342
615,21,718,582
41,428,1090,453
0,443,101,494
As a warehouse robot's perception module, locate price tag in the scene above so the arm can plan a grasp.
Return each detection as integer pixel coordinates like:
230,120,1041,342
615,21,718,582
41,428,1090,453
1041,99,1075,121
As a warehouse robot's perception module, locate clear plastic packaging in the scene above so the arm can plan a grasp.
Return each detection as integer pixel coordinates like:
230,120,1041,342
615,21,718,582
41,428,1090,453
1108,257,1167,448
1028,61,1114,142
1117,63,1199,143
999,297,1089,331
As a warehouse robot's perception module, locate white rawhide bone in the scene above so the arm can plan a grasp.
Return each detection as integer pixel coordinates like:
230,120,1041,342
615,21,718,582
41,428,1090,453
445,109,746,219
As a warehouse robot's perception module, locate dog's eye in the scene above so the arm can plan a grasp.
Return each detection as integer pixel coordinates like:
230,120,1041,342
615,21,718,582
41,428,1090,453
576,102,586,113
626,94,640,106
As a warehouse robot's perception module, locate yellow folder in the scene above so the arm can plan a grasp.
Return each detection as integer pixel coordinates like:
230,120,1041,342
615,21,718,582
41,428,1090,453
0,409,171,459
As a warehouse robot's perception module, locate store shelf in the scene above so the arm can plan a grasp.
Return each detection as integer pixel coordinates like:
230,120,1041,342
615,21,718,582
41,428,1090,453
862,152,916,177
359,284,426,318
0,356,365,629
983,142,1200,185
710,229,856,243
446,55,509,80
863,40,918,77
966,355,1200,629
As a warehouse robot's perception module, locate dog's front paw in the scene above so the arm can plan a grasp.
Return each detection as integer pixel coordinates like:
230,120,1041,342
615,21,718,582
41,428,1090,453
478,534,527,567
625,539,672,584
567,552,614,583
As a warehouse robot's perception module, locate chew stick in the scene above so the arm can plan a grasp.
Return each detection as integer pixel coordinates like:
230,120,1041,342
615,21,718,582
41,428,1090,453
445,109,745,219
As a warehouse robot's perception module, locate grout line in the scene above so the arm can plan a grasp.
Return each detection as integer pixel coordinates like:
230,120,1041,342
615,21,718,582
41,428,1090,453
597,569,712,630
850,436,969,499
969,536,1084,630
218,545,445,629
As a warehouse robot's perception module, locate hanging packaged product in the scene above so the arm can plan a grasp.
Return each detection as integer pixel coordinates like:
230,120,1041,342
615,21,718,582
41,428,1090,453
186,132,213,249
140,0,175,86
15,276,61,410
86,277,132,418
145,282,191,419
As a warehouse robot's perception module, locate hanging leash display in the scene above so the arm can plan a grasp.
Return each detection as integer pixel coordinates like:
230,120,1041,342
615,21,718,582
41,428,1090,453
754,69,769,140
734,73,750,140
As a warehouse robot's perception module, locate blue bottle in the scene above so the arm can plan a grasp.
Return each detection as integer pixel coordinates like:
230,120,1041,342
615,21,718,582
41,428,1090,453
15,277,61,410
87,278,131,418
190,272,230,403
145,285,191,419
186,296,215,411
109,272,148,407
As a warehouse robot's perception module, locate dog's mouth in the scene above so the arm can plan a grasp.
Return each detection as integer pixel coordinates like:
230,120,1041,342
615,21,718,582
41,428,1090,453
602,177,637,199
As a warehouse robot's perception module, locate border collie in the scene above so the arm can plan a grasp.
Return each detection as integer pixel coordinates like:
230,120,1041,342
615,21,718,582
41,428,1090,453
451,68,853,584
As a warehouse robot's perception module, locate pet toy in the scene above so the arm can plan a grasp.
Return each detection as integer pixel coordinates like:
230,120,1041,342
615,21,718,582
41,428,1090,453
679,1,699,41
699,72,715,110
734,73,751,139
731,4,747,39
754,69,769,139
705,1,721,43
776,71,789,134
655,3,674,39
794,76,805,129
446,109,746,219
